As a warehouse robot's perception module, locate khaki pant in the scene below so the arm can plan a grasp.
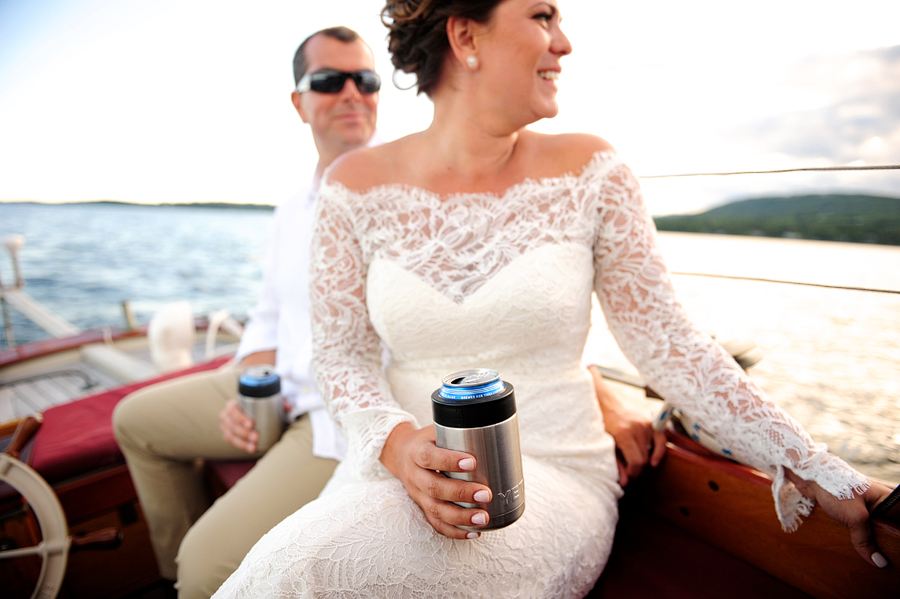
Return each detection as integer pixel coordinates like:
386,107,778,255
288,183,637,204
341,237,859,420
113,365,338,598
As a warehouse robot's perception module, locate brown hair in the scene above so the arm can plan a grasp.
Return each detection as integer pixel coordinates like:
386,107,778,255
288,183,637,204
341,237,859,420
293,26,363,86
381,0,503,96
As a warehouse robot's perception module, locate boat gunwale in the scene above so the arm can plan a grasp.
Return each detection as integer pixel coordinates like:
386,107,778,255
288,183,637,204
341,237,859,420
0,318,222,369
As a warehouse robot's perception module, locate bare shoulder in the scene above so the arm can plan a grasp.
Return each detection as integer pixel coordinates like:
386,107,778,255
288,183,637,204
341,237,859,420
542,132,616,167
520,131,616,176
326,134,426,191
326,144,392,191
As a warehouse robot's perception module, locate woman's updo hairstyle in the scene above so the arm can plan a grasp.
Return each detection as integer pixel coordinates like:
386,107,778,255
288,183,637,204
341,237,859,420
381,0,504,96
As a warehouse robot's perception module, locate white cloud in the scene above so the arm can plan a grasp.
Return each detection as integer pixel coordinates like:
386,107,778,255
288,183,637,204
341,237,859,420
0,0,898,212
733,46,900,166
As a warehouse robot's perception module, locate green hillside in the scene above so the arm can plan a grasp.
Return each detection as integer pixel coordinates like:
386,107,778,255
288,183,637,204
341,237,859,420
653,194,900,245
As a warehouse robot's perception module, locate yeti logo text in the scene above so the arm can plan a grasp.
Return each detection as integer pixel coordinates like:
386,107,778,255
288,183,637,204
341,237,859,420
496,479,524,507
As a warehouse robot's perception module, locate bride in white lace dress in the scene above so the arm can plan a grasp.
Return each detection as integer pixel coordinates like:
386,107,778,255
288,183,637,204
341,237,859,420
214,1,892,596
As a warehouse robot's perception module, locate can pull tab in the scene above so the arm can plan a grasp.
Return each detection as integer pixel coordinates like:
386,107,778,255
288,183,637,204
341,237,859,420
453,370,498,385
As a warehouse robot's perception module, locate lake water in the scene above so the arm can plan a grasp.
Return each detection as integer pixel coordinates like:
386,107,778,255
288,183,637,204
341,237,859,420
2,202,899,482
0,202,272,344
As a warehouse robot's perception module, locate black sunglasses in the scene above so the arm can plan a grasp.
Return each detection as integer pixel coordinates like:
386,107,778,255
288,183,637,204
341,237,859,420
296,69,381,94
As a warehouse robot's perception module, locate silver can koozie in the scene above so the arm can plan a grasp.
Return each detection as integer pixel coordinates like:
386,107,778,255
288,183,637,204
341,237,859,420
431,368,525,531
238,365,285,452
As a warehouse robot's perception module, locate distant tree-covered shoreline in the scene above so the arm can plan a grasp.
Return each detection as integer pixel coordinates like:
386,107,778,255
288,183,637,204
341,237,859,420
7,195,900,246
1,200,275,210
654,194,900,246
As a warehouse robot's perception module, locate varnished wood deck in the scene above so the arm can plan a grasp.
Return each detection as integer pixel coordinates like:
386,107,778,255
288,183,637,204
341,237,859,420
0,327,239,423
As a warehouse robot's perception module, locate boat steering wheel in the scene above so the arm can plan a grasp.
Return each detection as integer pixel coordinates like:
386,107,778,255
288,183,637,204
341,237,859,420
0,416,70,599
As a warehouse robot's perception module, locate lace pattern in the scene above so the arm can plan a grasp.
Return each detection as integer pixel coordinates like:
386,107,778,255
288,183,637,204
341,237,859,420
212,150,872,598
584,156,869,528
310,150,868,528
215,459,619,598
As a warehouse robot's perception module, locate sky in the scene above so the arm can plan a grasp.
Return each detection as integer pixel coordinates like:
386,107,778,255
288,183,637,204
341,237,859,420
0,0,898,215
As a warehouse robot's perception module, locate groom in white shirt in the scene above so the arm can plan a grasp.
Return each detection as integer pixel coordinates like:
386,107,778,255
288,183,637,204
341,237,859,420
114,26,382,598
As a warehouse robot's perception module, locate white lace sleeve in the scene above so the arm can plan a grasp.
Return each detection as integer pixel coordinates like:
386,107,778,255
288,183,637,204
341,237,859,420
589,159,870,531
310,181,417,479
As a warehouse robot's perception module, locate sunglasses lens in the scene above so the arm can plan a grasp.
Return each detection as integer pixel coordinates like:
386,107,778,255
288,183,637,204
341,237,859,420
354,71,381,94
304,70,381,94
310,72,347,93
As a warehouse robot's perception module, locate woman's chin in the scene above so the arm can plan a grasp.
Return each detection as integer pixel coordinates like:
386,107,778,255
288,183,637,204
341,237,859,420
533,103,561,123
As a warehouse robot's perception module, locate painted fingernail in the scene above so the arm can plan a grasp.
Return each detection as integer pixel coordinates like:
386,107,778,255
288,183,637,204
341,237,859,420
471,512,487,526
473,490,490,503
459,458,475,471
466,532,480,539
872,552,888,568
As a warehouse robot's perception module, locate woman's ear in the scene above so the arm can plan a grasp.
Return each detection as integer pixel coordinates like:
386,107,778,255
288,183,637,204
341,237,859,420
446,15,479,68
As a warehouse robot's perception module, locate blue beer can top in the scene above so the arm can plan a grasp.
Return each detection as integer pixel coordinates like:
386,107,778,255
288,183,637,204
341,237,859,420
439,368,504,401
238,365,281,398
432,368,516,428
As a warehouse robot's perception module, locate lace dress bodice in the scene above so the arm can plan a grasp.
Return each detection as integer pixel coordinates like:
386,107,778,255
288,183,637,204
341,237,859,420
213,151,870,599
309,150,868,529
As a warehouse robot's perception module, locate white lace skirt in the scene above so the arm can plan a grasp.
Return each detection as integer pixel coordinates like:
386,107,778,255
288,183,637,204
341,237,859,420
213,450,620,598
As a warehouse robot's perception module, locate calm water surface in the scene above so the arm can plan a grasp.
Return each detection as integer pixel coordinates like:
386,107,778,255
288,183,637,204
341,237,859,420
0,202,271,344
2,203,899,482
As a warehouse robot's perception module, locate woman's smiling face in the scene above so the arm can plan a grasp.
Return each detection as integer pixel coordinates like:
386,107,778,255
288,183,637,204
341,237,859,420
475,0,572,124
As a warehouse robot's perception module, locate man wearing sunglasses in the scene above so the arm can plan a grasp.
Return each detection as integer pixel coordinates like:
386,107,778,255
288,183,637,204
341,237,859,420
114,26,382,599
291,30,380,184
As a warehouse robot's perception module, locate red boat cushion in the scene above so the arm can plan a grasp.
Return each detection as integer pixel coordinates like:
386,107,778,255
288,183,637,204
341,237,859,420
205,459,256,493
29,357,231,484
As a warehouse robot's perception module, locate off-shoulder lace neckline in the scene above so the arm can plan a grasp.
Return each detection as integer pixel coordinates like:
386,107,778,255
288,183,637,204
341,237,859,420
320,149,621,203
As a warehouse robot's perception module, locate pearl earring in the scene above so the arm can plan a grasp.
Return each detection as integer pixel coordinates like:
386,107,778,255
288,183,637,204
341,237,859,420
466,55,479,70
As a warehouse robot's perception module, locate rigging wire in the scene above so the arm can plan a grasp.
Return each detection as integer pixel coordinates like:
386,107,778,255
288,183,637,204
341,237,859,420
631,163,900,294
670,271,900,295
639,164,900,179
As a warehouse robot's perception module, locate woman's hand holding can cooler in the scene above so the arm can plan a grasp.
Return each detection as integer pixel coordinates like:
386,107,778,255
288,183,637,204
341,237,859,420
432,369,525,531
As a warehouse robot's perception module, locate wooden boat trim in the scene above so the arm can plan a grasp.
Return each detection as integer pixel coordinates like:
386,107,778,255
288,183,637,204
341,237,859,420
625,433,900,599
0,318,216,368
